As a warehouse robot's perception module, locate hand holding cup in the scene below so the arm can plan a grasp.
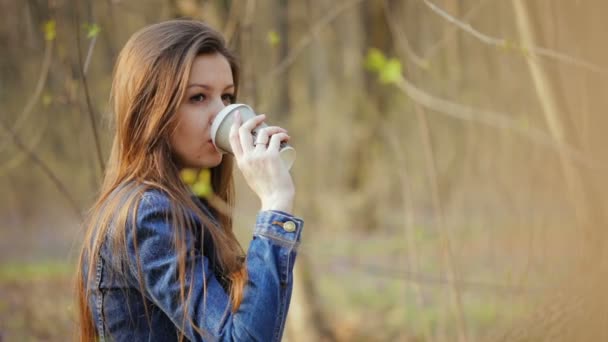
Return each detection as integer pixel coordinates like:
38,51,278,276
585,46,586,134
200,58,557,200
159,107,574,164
214,104,296,213
211,104,296,170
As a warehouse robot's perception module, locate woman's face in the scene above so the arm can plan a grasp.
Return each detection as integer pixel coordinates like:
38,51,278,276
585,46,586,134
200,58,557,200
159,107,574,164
170,53,235,170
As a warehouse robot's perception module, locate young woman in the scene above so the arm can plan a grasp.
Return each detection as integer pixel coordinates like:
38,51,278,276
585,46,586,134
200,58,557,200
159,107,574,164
75,20,303,341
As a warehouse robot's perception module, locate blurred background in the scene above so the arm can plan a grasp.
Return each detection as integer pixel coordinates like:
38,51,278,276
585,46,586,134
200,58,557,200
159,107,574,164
3,0,608,341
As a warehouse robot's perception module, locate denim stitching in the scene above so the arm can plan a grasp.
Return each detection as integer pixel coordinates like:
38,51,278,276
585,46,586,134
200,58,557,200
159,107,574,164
95,256,106,342
260,210,304,223
253,232,301,249
276,246,295,340
273,285,285,342
273,248,293,341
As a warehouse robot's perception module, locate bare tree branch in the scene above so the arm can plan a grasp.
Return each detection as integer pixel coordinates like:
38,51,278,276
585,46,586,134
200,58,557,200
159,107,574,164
0,33,53,173
74,3,105,177
261,0,365,86
414,102,468,342
393,76,604,171
1,21,97,174
0,37,53,150
0,104,49,174
0,118,82,219
422,0,608,75
424,0,492,59
222,0,240,44
83,34,98,74
384,121,433,341
381,0,429,70
512,0,589,233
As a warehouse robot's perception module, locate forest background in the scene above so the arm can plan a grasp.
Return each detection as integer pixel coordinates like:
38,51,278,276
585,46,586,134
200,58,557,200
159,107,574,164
3,0,608,341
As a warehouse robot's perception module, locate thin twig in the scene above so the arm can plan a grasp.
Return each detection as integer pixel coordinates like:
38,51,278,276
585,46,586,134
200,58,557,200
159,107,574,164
422,0,608,75
0,104,49,174
0,118,82,219
384,122,433,341
222,0,240,44
393,77,604,171
0,38,54,149
381,0,429,70
261,0,365,86
512,0,589,232
74,7,105,177
83,34,98,74
424,0,492,59
0,36,53,172
241,0,257,104
414,103,468,342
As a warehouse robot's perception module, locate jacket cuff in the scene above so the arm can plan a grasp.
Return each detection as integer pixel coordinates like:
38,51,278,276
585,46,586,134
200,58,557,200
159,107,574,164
254,210,304,248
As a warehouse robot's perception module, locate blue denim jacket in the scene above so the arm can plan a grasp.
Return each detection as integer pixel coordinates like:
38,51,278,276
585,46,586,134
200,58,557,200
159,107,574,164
85,189,304,341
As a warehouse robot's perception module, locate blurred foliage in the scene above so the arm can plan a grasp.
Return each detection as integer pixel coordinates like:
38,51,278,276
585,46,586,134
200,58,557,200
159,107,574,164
180,168,213,198
43,20,56,41
267,30,281,47
365,48,403,84
84,23,101,39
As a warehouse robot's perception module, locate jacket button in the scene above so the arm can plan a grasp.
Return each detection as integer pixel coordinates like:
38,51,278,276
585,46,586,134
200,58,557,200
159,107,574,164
283,221,296,232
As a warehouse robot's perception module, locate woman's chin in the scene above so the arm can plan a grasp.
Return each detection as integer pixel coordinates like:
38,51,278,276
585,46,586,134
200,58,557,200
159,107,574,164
179,151,223,170
203,153,223,168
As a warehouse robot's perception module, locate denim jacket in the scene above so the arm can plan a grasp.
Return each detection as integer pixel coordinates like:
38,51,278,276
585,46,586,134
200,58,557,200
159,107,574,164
85,188,304,341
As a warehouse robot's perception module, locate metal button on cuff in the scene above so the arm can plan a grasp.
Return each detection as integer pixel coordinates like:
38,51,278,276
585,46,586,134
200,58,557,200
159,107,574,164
273,220,297,232
283,221,297,232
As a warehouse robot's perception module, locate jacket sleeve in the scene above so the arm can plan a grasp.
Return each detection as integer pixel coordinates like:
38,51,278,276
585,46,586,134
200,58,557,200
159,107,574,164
124,191,303,342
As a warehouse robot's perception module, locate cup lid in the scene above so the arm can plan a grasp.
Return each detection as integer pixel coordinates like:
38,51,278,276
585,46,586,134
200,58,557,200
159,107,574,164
210,103,255,152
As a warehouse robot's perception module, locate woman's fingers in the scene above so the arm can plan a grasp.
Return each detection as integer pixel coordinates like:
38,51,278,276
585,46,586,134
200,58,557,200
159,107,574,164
230,112,290,162
254,126,288,150
268,132,290,152
239,114,266,153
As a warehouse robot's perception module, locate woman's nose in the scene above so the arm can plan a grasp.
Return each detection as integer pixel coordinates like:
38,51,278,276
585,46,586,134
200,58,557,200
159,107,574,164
210,99,226,123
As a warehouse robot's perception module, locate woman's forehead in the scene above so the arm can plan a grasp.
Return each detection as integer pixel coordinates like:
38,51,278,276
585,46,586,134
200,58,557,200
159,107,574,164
188,54,233,88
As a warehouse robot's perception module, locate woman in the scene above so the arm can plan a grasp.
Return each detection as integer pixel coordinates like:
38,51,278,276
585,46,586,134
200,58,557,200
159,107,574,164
75,20,303,341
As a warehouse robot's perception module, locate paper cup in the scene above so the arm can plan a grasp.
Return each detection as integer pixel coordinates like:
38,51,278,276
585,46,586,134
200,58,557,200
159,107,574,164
211,104,296,170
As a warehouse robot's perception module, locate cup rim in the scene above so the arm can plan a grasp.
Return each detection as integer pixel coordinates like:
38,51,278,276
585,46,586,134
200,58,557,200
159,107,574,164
210,103,254,150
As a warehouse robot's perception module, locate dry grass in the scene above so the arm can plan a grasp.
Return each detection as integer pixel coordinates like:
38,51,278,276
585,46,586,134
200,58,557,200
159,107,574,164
0,262,75,341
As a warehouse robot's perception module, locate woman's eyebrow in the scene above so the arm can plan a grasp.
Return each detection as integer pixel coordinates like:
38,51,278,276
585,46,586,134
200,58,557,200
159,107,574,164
187,83,235,90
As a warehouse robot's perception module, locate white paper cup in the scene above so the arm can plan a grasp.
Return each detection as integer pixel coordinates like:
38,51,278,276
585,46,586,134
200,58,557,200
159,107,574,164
211,104,296,170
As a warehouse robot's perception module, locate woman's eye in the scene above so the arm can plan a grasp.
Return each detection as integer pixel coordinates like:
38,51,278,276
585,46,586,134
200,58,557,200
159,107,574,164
222,94,236,105
190,94,206,102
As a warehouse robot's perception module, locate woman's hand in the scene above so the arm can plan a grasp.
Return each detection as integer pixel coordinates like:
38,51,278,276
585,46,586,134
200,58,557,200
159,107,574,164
229,110,295,214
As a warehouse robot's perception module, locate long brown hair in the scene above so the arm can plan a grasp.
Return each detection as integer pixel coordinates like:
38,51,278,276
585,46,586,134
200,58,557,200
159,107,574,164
75,20,246,341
